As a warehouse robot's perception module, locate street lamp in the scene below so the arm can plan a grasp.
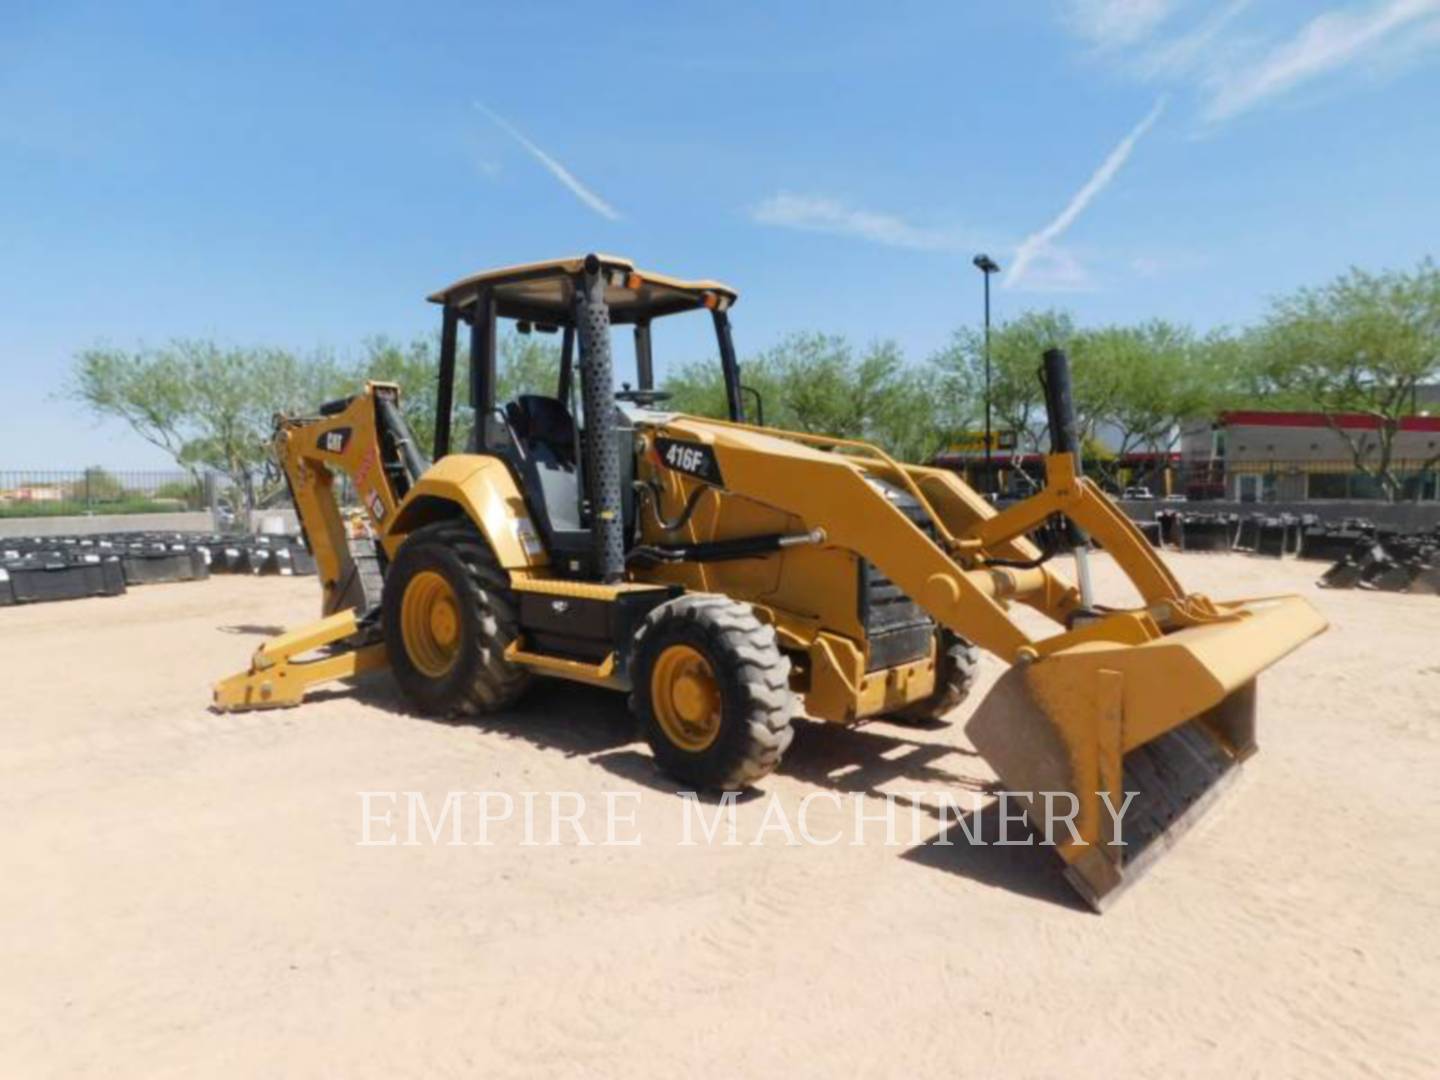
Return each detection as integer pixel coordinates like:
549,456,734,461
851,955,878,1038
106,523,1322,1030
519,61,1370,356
972,254,1000,494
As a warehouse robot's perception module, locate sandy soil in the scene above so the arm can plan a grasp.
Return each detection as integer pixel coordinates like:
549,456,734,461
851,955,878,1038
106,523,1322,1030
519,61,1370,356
2,553,1437,1078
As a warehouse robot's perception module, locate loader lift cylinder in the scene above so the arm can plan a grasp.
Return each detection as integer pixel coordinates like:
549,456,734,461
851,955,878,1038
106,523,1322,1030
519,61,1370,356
575,255,626,583
1041,347,1095,607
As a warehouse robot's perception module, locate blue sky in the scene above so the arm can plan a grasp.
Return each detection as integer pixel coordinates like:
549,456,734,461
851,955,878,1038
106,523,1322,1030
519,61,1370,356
4,0,1439,467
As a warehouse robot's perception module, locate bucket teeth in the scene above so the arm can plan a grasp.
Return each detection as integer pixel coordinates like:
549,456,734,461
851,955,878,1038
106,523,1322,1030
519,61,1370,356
1064,720,1242,911
1124,723,1234,846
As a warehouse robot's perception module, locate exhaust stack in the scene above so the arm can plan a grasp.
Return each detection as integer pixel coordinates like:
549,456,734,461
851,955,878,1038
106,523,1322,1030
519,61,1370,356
575,255,626,584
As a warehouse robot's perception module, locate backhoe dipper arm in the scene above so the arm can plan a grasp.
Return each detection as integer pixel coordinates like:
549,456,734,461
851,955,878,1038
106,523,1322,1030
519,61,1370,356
273,383,408,616
214,383,409,713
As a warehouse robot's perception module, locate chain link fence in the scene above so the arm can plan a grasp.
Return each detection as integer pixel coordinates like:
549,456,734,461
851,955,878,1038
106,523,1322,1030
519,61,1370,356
0,469,208,518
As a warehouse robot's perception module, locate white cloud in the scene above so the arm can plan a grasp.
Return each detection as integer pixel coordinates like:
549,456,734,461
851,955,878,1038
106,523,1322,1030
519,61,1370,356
749,193,967,252
1202,0,1440,121
1008,246,1098,293
1130,254,1166,278
1134,0,1252,79
1064,0,1177,47
474,103,621,221
1128,250,1210,278
1005,97,1167,290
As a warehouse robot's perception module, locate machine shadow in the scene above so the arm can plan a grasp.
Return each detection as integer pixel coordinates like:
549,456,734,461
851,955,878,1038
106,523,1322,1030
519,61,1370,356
427,680,641,760
901,802,1090,912
218,624,288,636
339,669,998,803
319,674,1086,909
780,718,992,800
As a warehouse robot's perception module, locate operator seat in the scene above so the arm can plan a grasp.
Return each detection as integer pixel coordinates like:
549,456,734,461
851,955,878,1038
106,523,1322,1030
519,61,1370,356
505,394,577,469
504,395,584,539
502,393,638,578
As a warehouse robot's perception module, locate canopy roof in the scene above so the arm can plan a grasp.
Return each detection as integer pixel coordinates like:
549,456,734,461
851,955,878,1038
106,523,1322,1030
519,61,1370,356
426,254,738,326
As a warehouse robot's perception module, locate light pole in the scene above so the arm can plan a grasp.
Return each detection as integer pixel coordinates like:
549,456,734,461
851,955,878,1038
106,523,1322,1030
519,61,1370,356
972,254,1000,494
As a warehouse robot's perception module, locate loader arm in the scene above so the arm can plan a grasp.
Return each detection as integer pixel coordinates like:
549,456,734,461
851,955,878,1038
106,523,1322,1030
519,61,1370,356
651,416,1137,659
652,412,1327,908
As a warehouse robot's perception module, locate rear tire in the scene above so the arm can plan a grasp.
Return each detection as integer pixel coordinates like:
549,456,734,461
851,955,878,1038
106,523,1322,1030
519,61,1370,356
631,595,796,790
382,519,531,717
891,631,979,726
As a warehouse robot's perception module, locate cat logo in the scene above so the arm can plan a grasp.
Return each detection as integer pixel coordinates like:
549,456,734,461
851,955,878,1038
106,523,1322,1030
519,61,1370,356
318,427,352,455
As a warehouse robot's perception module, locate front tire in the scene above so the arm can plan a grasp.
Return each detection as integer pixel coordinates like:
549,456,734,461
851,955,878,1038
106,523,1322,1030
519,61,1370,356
381,519,530,716
631,595,796,790
891,631,979,726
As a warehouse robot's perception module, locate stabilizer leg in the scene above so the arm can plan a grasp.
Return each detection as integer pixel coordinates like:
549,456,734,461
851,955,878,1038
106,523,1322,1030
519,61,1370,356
212,610,389,712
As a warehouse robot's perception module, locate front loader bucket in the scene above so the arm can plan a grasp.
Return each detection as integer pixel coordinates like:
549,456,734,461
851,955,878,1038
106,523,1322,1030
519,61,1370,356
965,594,1326,910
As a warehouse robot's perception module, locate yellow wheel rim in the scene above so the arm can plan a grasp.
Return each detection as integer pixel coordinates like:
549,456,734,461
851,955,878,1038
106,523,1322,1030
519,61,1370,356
651,644,722,752
400,570,462,678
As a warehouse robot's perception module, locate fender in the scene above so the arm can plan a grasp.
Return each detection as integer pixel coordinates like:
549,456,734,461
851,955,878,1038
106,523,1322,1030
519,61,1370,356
386,454,548,570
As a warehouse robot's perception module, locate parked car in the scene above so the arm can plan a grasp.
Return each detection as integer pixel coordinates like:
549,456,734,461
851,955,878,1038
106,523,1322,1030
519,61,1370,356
1122,486,1155,500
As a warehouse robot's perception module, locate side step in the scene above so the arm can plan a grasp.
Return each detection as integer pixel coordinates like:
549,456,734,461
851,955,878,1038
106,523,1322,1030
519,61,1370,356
504,642,622,689
509,578,678,689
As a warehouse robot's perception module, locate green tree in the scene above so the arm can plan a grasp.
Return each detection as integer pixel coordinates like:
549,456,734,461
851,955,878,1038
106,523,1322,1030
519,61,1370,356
929,310,1077,480
65,466,127,503
1073,322,1229,490
664,332,941,461
355,331,561,454
71,341,349,521
663,351,786,423
1254,259,1440,501
496,332,562,403
357,335,444,453
1088,319,1226,449
152,477,204,507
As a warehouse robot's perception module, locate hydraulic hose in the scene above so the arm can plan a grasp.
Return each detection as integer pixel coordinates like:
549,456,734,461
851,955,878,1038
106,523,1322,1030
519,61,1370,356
635,480,711,533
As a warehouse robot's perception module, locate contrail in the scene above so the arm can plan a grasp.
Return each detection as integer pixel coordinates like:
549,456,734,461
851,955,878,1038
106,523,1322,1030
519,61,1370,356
1005,96,1166,288
1203,0,1440,122
475,103,621,221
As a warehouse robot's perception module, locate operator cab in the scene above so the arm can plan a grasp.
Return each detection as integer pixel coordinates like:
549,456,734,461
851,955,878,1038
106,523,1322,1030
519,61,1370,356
427,254,747,578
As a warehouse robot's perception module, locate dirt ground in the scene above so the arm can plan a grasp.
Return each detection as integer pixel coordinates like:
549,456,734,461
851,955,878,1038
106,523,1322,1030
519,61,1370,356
3,552,1437,1078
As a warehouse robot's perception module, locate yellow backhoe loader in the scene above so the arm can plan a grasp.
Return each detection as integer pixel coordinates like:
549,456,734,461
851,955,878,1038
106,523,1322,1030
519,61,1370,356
215,254,1326,909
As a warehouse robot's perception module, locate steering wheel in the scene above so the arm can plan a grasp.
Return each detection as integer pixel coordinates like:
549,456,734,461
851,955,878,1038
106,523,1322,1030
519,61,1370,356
614,385,673,406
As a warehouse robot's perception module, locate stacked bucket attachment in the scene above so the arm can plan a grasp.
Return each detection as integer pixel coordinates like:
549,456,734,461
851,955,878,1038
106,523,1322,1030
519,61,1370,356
0,532,210,605
1317,528,1440,595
